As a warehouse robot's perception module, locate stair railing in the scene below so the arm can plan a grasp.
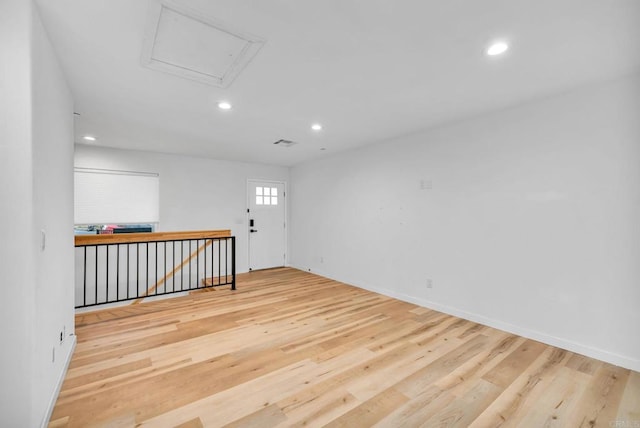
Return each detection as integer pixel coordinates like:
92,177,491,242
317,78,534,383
74,230,235,308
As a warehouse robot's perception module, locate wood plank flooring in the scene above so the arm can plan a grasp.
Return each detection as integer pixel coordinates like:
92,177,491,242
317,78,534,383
50,268,640,427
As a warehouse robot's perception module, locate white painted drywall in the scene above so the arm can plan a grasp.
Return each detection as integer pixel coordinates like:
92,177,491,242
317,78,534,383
0,1,76,426
291,73,640,371
0,1,36,424
31,4,76,426
74,145,290,273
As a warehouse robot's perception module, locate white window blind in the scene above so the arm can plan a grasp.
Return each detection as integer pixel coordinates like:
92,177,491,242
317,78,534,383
74,168,160,224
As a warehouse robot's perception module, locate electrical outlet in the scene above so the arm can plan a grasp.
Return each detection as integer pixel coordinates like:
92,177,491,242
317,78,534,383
320,256,324,263
426,278,433,288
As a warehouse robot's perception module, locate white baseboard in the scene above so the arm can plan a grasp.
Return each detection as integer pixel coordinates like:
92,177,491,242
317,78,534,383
295,265,640,372
41,334,77,428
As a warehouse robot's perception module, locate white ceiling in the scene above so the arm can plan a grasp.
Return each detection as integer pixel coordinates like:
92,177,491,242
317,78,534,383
36,0,640,167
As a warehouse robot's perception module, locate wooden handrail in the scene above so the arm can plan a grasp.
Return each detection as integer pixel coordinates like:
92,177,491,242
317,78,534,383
74,229,231,246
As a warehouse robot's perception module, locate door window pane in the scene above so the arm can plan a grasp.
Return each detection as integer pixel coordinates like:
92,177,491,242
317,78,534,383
254,186,280,206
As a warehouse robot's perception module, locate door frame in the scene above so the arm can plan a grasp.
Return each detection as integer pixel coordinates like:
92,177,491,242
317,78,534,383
246,179,288,271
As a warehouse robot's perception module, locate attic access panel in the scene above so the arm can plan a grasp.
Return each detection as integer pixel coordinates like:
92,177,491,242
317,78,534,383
141,0,264,88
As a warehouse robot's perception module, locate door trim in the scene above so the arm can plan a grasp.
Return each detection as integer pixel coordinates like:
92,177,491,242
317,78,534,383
246,179,288,271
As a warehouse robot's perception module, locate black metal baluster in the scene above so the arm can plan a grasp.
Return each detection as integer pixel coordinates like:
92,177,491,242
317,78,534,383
83,246,87,307
216,239,219,286
146,242,149,299
215,239,219,287
231,237,236,290
127,244,130,300
172,241,175,292
221,239,225,284
196,239,200,289
95,245,98,305
116,244,120,302
154,241,158,296
136,242,140,298
106,245,109,303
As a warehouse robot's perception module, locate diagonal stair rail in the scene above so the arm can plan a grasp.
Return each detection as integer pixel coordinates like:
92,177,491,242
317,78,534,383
131,239,213,304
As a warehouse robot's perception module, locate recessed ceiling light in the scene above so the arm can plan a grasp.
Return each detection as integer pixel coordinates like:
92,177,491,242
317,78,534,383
218,101,232,110
311,123,322,131
82,135,96,142
486,42,509,56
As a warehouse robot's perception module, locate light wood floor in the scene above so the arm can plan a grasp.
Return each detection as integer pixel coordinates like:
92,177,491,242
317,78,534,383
50,268,639,427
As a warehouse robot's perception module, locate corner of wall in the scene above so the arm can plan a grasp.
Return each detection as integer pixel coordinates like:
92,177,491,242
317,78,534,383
40,335,76,427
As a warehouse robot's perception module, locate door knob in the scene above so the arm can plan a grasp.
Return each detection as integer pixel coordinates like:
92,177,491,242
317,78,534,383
250,229,258,233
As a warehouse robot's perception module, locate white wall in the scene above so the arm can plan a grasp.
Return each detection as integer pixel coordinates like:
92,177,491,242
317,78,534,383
74,145,290,273
31,4,76,425
0,1,76,426
291,73,640,371
0,1,35,424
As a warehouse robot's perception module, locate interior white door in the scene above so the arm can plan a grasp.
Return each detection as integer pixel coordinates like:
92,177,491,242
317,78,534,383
248,180,286,271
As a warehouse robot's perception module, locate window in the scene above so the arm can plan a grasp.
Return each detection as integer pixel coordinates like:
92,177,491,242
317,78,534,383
74,168,160,227
255,186,278,206
74,223,155,235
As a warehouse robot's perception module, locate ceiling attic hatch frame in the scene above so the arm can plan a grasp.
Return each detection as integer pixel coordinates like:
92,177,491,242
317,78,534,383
141,0,265,88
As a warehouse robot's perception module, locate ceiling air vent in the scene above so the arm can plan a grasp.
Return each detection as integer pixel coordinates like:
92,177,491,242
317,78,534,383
273,139,297,148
